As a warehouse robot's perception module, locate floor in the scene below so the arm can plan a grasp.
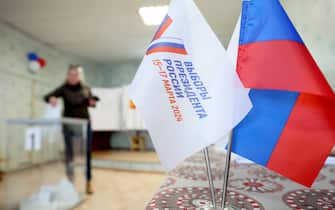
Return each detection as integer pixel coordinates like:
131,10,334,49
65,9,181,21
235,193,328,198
0,161,87,209
0,151,166,210
77,151,165,210
93,151,160,163
75,169,165,210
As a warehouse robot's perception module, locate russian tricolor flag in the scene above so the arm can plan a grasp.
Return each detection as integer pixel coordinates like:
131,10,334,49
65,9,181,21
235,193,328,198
232,0,335,187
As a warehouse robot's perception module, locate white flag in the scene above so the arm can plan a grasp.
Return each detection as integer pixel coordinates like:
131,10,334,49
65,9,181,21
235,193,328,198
215,15,245,151
129,0,252,170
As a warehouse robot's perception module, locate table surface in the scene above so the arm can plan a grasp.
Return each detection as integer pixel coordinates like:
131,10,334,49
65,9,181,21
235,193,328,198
146,148,335,210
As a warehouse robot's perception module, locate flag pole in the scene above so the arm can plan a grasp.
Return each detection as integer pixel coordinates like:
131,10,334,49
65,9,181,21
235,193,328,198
203,147,216,208
220,135,233,209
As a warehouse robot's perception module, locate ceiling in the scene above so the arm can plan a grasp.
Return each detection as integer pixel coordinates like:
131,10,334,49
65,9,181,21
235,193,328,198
0,0,240,62
0,0,334,70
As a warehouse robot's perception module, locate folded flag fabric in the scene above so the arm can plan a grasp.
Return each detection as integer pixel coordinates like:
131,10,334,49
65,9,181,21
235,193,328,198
231,0,335,187
129,0,251,170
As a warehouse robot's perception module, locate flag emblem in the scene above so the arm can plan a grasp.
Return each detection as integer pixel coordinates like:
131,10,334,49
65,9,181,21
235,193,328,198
147,16,188,55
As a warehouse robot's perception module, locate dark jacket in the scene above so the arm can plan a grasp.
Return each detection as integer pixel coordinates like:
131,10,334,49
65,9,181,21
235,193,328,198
44,82,92,119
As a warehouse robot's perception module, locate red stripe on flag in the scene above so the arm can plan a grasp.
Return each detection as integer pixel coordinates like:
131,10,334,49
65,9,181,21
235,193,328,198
267,93,335,186
146,47,187,55
237,40,334,97
153,17,173,40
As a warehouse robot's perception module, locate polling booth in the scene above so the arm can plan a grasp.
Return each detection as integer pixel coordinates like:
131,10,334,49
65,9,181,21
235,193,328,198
1,116,88,210
89,86,147,151
88,87,123,150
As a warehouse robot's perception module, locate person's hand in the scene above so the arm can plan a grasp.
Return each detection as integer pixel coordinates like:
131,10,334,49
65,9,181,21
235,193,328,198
49,96,58,106
89,98,97,107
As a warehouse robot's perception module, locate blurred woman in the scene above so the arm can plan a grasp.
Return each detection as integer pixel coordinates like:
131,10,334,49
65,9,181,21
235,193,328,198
44,64,97,194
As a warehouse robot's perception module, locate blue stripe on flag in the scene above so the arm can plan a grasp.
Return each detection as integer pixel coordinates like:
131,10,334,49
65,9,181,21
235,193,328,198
232,89,299,166
239,0,303,45
147,42,185,51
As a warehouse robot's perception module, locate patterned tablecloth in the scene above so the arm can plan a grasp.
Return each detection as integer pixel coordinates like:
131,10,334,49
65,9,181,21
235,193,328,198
146,148,335,210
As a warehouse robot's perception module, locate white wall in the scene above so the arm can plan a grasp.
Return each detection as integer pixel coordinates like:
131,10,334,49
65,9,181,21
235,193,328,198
0,22,105,170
